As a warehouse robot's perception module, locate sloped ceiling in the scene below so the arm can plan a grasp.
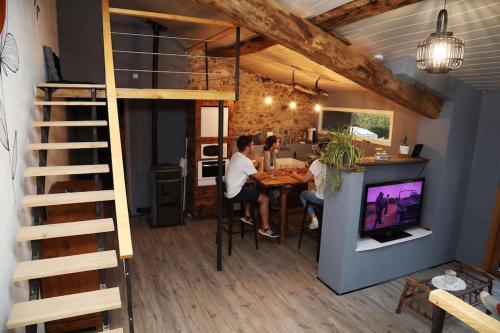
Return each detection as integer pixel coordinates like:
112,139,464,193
110,0,500,91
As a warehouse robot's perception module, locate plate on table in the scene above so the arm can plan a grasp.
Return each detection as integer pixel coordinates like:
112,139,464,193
431,275,466,291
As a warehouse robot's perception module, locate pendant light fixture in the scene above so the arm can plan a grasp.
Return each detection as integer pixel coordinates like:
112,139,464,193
313,77,322,113
288,67,297,110
262,77,273,106
416,0,464,73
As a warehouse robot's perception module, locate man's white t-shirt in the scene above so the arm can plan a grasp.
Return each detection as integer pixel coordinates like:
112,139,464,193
225,152,257,198
309,159,327,199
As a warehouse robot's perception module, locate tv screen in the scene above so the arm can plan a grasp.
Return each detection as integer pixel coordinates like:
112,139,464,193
361,178,425,236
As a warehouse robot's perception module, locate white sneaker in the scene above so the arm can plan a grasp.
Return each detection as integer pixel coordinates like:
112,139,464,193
309,217,319,230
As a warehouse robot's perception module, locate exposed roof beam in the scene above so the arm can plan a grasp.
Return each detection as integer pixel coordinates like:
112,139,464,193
310,0,423,30
208,0,421,57
194,0,442,118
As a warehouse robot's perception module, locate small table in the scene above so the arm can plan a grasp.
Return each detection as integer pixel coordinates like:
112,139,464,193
395,262,495,324
258,172,303,244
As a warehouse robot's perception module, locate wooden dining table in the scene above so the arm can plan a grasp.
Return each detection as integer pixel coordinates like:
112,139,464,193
257,170,307,244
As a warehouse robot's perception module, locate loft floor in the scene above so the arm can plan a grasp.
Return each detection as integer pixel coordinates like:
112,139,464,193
109,215,494,332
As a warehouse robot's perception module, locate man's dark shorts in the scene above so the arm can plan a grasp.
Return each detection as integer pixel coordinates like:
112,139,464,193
231,187,260,203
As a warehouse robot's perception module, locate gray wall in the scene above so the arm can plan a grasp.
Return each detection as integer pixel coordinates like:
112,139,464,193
56,0,190,213
319,57,485,293
456,90,500,266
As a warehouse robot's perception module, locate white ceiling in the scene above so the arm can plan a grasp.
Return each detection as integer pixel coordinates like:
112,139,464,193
333,0,500,90
110,0,500,92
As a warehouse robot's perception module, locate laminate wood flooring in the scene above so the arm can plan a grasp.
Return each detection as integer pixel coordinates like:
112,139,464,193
108,216,498,333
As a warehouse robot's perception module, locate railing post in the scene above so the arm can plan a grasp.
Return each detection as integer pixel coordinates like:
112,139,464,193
123,259,134,333
234,27,240,101
216,100,224,271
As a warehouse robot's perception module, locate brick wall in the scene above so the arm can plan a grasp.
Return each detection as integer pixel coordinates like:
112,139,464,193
187,54,320,141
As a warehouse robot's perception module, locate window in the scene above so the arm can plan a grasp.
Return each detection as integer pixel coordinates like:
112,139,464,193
318,107,394,146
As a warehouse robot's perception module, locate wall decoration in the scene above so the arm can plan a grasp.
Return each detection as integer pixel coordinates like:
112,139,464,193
0,0,19,196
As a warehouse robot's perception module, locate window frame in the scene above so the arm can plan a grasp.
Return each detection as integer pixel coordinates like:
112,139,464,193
318,106,394,147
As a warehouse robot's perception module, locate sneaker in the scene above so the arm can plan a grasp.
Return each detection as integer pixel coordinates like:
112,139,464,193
480,291,500,319
259,228,280,238
240,215,254,225
309,217,319,230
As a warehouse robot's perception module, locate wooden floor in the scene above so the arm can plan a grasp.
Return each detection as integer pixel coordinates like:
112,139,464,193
109,214,498,333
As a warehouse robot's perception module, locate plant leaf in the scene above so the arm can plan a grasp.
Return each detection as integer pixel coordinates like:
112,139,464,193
0,97,8,150
10,130,16,180
1,33,19,75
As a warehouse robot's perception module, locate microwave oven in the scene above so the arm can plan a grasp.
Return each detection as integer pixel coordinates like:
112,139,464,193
200,143,228,160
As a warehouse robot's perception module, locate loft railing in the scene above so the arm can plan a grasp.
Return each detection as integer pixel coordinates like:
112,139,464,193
429,289,500,333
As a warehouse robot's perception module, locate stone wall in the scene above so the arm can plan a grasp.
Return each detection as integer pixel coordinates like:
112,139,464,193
187,53,320,141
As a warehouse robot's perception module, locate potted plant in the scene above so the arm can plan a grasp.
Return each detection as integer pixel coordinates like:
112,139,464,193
399,134,410,156
319,126,363,193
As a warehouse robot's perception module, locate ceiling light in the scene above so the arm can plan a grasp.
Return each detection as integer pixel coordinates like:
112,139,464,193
289,101,297,110
264,96,273,105
416,1,464,73
314,103,322,112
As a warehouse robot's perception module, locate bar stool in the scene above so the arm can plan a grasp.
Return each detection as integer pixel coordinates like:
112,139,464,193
297,202,323,262
217,179,260,256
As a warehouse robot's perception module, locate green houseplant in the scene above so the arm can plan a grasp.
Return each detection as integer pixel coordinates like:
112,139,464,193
319,126,363,193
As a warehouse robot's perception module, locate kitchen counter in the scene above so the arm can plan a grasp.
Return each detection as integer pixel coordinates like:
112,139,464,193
356,155,428,166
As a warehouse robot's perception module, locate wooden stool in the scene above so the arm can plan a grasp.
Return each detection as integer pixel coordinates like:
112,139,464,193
297,202,323,262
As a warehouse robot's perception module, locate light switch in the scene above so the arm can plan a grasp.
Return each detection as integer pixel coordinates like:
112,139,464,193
132,73,139,79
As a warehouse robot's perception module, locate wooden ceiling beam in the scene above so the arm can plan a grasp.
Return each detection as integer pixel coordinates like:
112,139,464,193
194,0,442,118
310,0,423,30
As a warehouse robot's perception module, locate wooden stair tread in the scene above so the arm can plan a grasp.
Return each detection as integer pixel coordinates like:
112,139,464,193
33,120,108,127
17,218,115,241
37,83,106,89
34,101,106,106
14,250,118,281
107,329,124,333
28,142,108,150
22,190,115,208
25,164,110,177
6,287,121,329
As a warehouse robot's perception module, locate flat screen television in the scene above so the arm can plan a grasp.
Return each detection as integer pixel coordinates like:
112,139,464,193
360,178,425,242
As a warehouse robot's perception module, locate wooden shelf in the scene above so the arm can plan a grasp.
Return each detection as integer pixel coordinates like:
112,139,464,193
13,250,118,281
34,101,106,106
22,190,115,208
7,288,121,329
356,155,428,166
25,164,110,177
17,218,115,241
37,83,106,89
355,226,432,252
28,142,109,150
33,120,108,127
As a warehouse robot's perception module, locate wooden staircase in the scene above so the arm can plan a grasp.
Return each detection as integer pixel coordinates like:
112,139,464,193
7,83,133,332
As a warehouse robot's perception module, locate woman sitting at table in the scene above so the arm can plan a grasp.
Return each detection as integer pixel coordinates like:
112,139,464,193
263,135,280,172
291,140,329,230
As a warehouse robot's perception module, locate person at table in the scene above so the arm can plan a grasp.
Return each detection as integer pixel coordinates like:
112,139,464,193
225,135,280,238
263,135,280,172
291,140,328,230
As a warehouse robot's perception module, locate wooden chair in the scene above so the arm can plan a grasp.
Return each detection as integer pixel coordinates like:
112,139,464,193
297,202,323,262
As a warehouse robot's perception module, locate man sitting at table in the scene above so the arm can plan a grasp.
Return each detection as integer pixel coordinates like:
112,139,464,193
225,135,280,238
291,140,329,230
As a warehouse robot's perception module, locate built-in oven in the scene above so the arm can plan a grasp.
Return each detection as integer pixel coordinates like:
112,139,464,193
197,159,228,186
200,143,228,160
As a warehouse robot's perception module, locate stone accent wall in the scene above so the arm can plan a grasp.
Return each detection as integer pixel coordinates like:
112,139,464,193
187,53,320,141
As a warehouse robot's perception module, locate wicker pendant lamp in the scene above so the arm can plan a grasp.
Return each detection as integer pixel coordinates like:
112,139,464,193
416,1,464,73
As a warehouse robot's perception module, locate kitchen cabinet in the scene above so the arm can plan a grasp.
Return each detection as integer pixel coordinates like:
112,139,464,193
200,106,229,137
